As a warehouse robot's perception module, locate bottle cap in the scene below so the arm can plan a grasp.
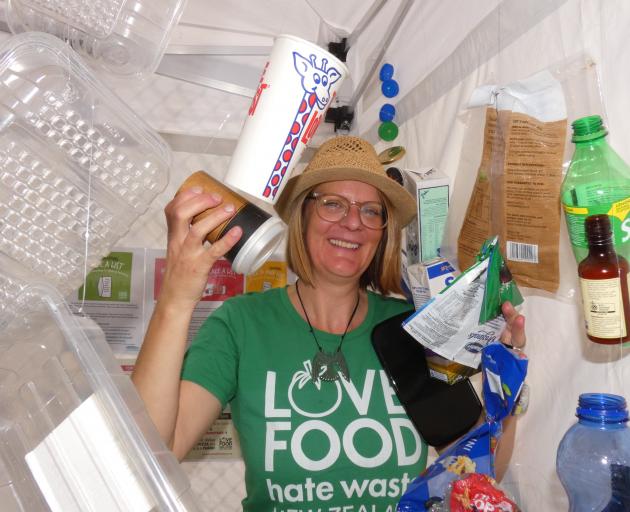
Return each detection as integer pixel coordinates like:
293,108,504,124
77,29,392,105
378,121,399,141
576,393,629,424
378,145,406,164
381,79,399,98
379,103,396,122
571,115,608,142
379,63,394,81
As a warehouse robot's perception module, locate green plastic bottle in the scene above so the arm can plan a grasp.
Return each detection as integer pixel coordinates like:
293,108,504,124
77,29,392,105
562,115,630,263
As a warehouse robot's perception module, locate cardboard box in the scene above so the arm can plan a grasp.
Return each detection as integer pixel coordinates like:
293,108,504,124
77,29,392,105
425,349,480,385
401,168,450,265
406,258,458,310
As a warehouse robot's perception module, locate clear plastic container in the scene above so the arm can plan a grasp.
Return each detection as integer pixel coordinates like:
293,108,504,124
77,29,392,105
556,393,630,511
0,32,171,327
6,0,188,77
0,284,199,511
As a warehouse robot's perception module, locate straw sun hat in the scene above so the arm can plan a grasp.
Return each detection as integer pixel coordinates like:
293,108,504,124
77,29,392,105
274,136,417,227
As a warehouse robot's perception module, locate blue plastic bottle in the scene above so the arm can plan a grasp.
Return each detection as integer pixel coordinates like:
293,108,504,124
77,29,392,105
556,393,630,511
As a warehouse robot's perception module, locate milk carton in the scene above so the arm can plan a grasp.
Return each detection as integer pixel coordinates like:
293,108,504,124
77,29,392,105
401,168,450,265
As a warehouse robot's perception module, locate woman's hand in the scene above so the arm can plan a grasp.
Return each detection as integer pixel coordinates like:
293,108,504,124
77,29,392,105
499,301,526,349
158,187,243,309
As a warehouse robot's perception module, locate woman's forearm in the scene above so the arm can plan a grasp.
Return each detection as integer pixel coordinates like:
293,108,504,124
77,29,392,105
131,299,195,447
494,415,517,481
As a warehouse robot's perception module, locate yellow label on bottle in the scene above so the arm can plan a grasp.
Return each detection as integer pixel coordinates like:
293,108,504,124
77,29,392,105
579,277,626,338
563,205,588,214
607,197,630,222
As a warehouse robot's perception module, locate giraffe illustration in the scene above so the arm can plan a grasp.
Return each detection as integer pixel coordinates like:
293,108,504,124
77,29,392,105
262,51,342,199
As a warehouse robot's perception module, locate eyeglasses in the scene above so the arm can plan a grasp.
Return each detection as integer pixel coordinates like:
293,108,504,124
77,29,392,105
307,192,387,230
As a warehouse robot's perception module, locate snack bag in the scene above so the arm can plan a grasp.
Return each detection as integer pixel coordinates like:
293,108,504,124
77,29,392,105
482,343,528,422
403,237,523,369
444,473,521,511
479,237,523,324
397,422,499,511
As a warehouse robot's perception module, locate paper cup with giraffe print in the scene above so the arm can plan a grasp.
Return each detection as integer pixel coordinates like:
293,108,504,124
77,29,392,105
225,34,349,204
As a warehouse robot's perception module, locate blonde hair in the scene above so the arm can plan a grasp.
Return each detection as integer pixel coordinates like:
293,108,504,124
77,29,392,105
285,186,404,295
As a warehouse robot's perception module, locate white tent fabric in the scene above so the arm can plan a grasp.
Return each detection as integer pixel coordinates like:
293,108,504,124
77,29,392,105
119,0,630,509
5,0,628,509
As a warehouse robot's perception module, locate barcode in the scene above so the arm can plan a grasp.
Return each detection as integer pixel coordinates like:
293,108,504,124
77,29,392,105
506,241,539,263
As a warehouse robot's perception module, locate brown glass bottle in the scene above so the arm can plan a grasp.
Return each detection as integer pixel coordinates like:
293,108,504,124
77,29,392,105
578,214,630,344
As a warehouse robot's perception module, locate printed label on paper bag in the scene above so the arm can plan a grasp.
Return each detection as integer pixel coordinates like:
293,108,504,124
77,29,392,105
457,108,566,292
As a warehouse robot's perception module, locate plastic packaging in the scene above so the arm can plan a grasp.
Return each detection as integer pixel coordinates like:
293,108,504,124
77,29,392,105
398,343,528,510
0,32,171,327
0,284,199,511
442,473,520,511
556,393,630,511
5,0,187,77
403,237,523,370
562,115,630,264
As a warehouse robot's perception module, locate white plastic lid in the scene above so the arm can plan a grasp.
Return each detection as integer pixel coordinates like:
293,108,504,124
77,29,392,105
232,216,286,275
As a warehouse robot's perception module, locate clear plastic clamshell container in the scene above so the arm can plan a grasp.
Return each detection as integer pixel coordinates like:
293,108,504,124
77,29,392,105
0,284,200,511
6,0,188,77
0,32,171,327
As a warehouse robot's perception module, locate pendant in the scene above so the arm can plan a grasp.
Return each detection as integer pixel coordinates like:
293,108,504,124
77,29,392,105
311,349,350,383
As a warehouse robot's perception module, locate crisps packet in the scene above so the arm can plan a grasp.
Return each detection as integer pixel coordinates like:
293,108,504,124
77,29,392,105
444,473,521,511
397,422,500,511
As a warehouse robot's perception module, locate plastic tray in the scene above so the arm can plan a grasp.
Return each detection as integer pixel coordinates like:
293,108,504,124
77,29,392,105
0,32,171,327
0,284,199,511
6,0,188,77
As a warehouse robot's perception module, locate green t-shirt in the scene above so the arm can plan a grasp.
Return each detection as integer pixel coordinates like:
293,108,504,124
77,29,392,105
182,287,427,511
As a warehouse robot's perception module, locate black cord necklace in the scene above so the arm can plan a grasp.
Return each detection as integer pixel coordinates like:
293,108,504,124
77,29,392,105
295,280,361,383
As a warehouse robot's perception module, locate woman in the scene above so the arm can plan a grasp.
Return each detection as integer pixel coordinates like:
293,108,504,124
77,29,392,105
132,136,525,510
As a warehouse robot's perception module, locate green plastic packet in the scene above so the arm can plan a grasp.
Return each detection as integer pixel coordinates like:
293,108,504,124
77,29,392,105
478,236,524,324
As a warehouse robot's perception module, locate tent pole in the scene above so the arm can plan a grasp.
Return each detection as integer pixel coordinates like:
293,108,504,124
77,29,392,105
347,0,389,48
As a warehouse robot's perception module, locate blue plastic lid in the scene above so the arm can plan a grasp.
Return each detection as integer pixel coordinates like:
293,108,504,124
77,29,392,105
379,63,394,81
379,103,396,122
381,79,399,98
576,393,629,424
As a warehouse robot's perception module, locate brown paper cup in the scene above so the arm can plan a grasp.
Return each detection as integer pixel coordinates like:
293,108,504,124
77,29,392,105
176,171,285,274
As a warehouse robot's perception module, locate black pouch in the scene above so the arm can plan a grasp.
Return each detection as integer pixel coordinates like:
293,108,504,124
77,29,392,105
372,312,482,447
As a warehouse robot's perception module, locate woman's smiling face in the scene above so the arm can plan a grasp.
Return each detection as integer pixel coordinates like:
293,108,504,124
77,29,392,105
304,180,384,285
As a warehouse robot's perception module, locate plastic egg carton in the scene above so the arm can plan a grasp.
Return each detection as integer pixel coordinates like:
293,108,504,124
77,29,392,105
0,284,199,511
0,32,171,327
6,0,188,77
